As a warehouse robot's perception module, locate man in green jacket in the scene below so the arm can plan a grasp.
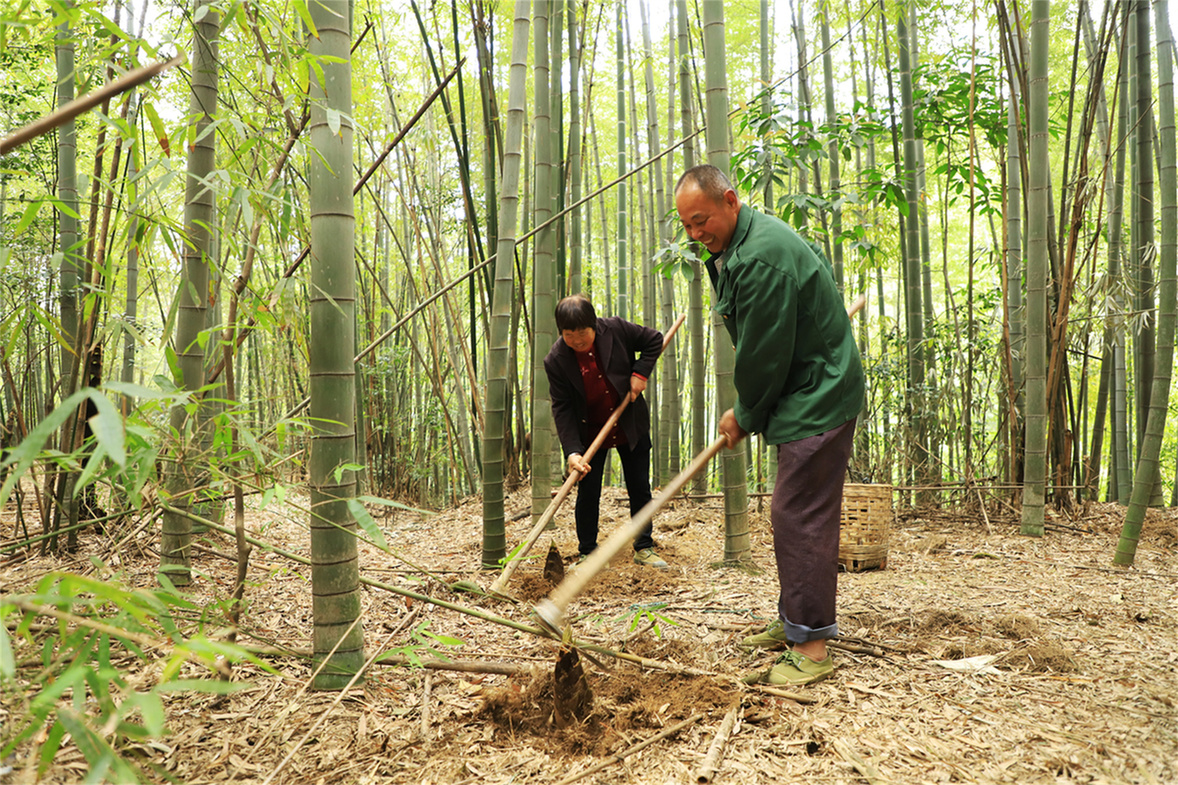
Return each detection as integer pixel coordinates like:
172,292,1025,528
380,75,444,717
674,164,865,686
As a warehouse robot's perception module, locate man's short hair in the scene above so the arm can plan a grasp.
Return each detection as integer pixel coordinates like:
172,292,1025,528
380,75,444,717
555,294,597,332
675,164,735,202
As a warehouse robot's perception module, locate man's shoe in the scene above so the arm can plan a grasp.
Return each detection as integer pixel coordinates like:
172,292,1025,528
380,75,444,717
633,548,668,568
740,620,789,650
743,650,834,686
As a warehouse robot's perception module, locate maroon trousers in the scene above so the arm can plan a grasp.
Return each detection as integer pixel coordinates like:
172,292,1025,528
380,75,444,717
771,417,857,644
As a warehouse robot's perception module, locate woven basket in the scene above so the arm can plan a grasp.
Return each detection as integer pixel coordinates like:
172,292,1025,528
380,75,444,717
839,483,892,572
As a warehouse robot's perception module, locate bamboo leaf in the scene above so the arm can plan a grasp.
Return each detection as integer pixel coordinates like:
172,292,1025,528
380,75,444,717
0,390,88,508
85,390,126,466
15,198,42,234
103,381,172,400
142,101,171,156
75,442,108,491
347,498,388,550
36,721,66,779
124,692,165,737
0,621,14,679
293,0,317,38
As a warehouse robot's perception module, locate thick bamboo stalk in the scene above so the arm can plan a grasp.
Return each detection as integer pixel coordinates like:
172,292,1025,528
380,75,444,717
488,314,685,597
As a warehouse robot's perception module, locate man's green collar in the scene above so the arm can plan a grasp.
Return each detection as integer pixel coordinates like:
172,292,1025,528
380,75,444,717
719,204,754,264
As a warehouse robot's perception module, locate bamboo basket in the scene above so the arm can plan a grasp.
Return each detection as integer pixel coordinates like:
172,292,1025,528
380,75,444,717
839,484,892,572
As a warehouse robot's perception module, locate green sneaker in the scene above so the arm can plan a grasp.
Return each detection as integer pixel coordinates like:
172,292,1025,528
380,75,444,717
740,620,789,650
633,548,668,568
743,650,834,686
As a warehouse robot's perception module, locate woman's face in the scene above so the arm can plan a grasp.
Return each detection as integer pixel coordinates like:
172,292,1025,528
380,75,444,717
561,326,596,353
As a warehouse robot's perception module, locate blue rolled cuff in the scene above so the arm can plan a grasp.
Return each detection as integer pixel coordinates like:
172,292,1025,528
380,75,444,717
782,616,838,644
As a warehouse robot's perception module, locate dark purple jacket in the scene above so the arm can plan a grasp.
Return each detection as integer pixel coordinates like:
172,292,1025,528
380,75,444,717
544,316,663,458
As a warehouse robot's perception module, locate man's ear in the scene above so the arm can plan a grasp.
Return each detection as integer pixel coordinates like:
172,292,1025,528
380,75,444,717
724,189,740,208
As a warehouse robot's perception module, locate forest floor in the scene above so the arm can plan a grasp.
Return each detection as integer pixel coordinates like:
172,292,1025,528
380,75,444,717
3,481,1178,785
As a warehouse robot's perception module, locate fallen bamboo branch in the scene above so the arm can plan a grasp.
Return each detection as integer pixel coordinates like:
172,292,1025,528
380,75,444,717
553,713,704,785
832,739,887,785
695,705,740,784
159,502,717,677
373,655,529,676
489,313,686,598
748,684,816,704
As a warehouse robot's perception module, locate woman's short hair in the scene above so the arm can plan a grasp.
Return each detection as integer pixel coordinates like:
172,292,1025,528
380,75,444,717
554,294,597,332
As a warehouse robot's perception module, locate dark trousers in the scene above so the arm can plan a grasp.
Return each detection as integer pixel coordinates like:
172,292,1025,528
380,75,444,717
574,434,655,555
771,417,857,644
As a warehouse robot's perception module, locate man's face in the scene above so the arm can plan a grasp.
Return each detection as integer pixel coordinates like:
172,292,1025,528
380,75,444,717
561,326,595,353
675,183,741,254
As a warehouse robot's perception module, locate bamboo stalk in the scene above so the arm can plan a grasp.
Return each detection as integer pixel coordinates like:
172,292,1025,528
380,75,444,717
553,713,703,785
694,705,739,784
488,313,686,597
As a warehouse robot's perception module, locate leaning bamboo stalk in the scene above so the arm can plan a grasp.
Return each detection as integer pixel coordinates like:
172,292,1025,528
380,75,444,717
373,656,529,676
159,501,717,677
695,705,739,784
0,54,183,154
554,713,704,785
535,296,868,633
488,313,686,597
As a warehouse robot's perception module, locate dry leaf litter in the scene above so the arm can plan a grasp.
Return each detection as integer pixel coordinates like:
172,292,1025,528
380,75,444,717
2,482,1177,784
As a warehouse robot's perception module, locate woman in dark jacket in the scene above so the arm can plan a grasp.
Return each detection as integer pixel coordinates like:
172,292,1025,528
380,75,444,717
543,295,668,568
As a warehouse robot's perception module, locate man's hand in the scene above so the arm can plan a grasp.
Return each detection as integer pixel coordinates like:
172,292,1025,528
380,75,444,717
718,408,748,448
629,374,647,402
567,453,591,478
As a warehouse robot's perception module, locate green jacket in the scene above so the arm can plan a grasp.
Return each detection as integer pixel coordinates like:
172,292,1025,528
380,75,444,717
706,204,865,444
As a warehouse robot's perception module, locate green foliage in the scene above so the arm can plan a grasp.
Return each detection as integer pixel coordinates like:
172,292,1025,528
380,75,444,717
0,572,264,783
651,240,700,281
614,602,678,639
373,619,465,669
731,97,893,254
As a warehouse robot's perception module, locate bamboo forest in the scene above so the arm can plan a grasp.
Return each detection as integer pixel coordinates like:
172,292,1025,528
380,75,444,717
2,0,1177,782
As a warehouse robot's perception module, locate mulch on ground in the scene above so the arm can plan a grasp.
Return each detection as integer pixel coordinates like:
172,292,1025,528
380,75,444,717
3,482,1177,784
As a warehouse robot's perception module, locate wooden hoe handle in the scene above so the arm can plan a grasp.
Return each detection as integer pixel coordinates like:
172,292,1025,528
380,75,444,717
488,313,687,597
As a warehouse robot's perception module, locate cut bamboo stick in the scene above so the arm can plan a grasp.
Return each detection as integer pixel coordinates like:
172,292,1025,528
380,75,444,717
695,705,739,784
